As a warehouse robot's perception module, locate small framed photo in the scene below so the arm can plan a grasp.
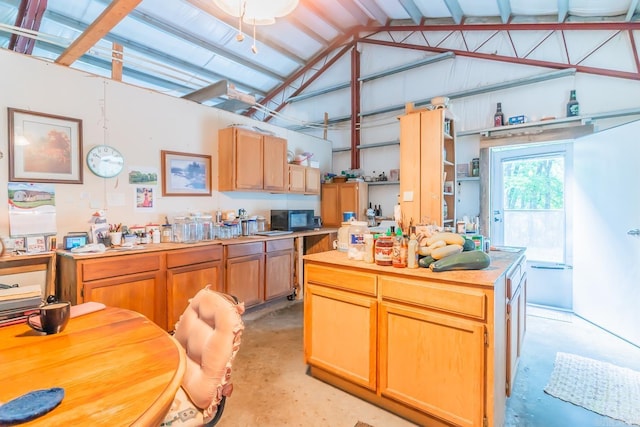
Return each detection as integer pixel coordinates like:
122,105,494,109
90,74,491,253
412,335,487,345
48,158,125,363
8,108,83,183
161,150,212,196
26,235,46,253
389,169,399,182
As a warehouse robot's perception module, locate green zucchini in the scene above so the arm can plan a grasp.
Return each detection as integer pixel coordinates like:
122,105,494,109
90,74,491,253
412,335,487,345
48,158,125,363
429,251,490,272
418,255,436,268
462,238,476,252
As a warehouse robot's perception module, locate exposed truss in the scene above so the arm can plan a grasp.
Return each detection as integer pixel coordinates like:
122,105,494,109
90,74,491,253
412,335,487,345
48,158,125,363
248,21,640,123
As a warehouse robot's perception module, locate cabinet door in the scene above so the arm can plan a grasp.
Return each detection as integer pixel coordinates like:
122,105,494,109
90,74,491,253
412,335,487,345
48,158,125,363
83,271,166,330
235,129,264,190
304,284,377,390
263,135,287,191
288,164,306,193
166,261,223,329
226,254,264,307
379,301,485,427
305,167,320,194
321,184,340,227
265,249,293,300
506,283,521,397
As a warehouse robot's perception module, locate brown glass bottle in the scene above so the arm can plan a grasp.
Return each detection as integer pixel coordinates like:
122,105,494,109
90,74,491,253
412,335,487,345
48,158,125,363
494,102,504,126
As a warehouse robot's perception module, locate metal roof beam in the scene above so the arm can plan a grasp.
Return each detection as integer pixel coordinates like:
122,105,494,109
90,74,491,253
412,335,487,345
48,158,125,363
40,40,194,92
399,0,423,25
496,0,511,24
45,10,266,96
558,0,569,23
92,0,285,82
443,0,464,24
354,0,388,25
626,0,640,21
9,0,47,54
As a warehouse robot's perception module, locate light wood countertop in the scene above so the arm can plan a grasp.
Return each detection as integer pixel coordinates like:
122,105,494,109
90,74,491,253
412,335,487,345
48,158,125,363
303,248,525,288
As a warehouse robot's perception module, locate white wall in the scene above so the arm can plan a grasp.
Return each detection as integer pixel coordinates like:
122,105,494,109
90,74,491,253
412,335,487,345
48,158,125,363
0,49,331,242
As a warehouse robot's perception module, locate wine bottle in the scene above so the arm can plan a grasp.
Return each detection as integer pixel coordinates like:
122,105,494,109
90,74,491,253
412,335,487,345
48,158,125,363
494,102,504,126
566,90,579,117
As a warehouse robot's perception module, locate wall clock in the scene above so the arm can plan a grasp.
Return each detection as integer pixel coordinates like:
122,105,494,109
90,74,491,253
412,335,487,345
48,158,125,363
86,145,124,178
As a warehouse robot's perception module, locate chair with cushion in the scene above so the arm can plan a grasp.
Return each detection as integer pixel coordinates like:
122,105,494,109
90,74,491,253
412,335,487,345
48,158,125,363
161,285,245,426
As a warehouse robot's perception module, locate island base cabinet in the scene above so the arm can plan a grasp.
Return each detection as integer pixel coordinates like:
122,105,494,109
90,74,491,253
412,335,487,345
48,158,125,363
379,302,486,427
304,284,377,390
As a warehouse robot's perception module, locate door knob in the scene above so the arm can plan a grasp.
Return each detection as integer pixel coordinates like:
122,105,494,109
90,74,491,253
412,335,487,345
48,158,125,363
628,229,640,236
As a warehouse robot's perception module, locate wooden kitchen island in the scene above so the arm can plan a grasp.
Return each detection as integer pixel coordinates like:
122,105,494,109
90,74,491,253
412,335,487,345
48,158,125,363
303,248,526,427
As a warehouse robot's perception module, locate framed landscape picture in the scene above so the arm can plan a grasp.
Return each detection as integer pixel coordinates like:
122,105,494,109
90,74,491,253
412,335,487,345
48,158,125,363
161,150,212,196
8,108,83,183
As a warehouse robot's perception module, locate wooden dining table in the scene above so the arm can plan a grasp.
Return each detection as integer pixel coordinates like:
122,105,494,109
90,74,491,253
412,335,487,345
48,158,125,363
0,306,186,426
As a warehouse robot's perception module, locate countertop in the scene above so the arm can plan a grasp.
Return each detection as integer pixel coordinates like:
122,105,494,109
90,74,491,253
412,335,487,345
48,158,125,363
57,228,338,260
303,247,525,288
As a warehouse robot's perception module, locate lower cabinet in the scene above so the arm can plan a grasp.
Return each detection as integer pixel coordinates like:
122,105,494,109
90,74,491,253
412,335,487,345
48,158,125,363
225,238,294,308
506,255,527,396
304,283,377,390
225,242,265,307
166,245,223,328
62,252,167,329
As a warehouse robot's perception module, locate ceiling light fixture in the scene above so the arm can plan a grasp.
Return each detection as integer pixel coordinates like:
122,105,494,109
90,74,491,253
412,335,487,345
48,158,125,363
213,0,299,25
213,0,298,53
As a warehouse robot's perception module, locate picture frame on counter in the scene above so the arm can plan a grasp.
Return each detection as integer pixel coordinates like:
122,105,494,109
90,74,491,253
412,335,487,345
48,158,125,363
161,150,212,196
8,108,83,183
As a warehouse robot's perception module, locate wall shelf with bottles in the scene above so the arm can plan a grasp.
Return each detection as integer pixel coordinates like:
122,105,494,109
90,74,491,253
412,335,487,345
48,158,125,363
457,176,480,182
368,181,399,186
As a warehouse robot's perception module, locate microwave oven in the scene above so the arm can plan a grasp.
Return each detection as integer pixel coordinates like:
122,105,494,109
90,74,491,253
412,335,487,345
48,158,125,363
270,210,316,232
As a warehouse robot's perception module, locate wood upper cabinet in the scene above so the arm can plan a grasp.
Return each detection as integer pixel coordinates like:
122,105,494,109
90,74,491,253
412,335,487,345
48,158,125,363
400,108,456,226
166,245,223,329
321,182,368,227
218,127,287,192
289,165,321,195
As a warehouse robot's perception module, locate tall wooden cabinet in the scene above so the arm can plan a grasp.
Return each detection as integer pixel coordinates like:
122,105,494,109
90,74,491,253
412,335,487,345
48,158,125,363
320,181,369,227
218,127,287,192
400,108,456,227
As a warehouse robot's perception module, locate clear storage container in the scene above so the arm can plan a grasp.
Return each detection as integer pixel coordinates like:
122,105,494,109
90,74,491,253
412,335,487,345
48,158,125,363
347,220,368,261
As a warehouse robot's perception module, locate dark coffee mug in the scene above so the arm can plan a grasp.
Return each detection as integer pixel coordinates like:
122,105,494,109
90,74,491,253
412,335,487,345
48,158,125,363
27,302,71,334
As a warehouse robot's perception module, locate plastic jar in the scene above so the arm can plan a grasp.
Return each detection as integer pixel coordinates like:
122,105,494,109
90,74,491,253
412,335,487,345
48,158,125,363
336,221,352,252
199,215,214,240
347,221,368,260
172,216,188,243
375,236,394,266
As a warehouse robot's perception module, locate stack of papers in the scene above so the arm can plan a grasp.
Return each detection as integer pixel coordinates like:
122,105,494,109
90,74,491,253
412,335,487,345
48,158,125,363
0,285,43,327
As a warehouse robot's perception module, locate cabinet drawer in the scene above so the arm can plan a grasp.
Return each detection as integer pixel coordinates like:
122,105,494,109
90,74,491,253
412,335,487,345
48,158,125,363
226,242,264,258
167,245,222,268
380,276,486,320
506,257,524,299
305,264,376,296
266,238,293,252
82,254,161,282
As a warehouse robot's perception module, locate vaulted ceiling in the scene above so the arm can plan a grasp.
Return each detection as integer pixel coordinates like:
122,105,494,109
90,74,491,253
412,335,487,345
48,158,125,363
2,0,640,122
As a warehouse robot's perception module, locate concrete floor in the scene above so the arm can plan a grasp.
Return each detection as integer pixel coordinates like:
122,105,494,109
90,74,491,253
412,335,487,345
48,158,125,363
221,301,640,427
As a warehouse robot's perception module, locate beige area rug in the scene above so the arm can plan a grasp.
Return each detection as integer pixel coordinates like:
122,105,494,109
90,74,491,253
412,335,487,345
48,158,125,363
544,352,640,425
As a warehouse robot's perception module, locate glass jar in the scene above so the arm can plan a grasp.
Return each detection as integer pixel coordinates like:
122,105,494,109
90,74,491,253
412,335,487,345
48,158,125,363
161,224,173,243
375,236,394,266
347,220,368,261
172,216,188,243
256,216,266,232
199,215,214,241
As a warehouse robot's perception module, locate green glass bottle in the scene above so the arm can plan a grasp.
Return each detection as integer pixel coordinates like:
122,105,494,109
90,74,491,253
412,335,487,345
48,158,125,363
567,90,579,117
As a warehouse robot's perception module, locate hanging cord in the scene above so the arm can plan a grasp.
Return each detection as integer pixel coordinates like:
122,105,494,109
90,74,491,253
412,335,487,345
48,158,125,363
251,17,258,54
236,1,245,42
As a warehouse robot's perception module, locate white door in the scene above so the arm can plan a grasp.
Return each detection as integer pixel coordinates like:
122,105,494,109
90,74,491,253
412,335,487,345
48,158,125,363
491,142,573,309
573,121,640,346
